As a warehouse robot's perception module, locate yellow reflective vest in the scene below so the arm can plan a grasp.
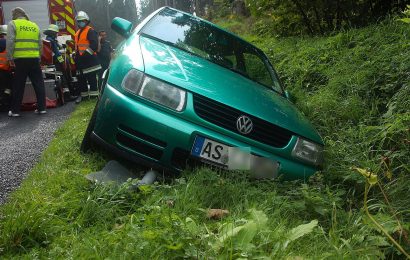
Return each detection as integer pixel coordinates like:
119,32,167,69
13,19,40,58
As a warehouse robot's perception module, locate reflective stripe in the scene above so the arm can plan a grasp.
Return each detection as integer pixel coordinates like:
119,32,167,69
85,48,94,55
15,39,39,43
89,91,99,97
82,65,101,74
14,48,40,51
81,92,89,97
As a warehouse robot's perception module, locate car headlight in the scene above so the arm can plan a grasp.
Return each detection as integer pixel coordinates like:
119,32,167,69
121,69,186,111
291,137,324,167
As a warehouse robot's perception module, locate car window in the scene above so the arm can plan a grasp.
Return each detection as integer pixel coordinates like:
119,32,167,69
244,53,272,87
141,8,284,94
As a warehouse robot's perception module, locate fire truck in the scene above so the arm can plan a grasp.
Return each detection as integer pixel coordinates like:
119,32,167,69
0,0,76,40
0,0,78,108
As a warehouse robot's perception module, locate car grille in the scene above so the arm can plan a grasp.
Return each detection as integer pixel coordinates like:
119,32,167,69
192,93,293,148
116,125,166,161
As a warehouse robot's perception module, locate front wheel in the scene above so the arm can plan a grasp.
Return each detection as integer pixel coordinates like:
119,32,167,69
80,103,99,152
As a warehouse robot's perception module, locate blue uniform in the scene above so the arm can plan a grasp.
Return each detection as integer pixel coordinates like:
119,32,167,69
46,35,62,61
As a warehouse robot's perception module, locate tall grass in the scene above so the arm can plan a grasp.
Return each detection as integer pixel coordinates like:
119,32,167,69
0,18,409,258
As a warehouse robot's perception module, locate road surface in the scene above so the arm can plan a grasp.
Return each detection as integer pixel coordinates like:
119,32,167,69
0,103,75,204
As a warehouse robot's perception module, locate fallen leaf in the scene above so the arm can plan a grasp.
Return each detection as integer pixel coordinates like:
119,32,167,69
207,209,230,219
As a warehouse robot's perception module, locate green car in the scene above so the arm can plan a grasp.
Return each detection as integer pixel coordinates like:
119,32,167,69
81,7,324,180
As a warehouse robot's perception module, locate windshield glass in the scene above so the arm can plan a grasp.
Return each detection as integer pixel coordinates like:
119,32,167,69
141,8,283,93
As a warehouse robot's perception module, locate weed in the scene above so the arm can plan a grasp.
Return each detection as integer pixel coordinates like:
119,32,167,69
0,16,409,259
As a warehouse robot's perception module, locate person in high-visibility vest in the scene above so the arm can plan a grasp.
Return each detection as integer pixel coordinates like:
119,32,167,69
74,11,101,104
65,39,77,80
44,24,77,101
6,7,46,117
0,25,13,111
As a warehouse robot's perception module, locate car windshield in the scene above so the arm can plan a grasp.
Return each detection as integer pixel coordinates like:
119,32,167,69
141,8,283,94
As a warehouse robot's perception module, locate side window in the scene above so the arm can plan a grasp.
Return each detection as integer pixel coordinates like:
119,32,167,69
223,55,236,69
244,53,272,87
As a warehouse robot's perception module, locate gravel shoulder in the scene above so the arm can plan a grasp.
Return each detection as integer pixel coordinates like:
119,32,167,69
0,103,75,205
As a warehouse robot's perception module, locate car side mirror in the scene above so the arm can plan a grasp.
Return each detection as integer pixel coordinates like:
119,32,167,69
111,17,133,38
284,90,295,102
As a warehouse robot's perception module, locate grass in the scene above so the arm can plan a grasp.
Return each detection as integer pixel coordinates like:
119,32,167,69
1,17,410,258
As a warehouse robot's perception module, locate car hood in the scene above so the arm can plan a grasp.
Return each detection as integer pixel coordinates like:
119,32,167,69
139,36,322,144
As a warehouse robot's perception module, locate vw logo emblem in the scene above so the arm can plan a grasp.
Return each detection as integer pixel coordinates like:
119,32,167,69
236,115,253,135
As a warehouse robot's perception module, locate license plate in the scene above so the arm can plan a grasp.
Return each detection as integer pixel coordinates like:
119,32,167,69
191,136,279,179
191,136,229,166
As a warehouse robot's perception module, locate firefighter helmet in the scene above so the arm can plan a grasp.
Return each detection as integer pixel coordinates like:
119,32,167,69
0,25,7,35
75,11,90,21
46,24,59,33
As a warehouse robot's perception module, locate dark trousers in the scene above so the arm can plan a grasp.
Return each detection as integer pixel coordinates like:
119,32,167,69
78,69,99,97
0,69,12,92
0,70,12,111
11,58,46,113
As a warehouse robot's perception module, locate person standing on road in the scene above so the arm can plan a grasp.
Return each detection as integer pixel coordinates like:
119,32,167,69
0,25,13,111
74,11,101,104
44,24,77,101
97,30,112,87
6,7,46,117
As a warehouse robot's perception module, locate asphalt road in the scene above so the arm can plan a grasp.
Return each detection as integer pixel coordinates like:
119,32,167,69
0,102,75,205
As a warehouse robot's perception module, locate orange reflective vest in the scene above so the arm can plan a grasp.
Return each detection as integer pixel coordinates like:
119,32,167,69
75,26,96,56
0,50,10,71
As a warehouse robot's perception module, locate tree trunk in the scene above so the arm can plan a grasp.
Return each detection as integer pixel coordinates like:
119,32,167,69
313,4,324,35
292,0,314,35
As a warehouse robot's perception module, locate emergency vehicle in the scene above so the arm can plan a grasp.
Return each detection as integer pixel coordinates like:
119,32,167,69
0,0,76,40
0,0,78,108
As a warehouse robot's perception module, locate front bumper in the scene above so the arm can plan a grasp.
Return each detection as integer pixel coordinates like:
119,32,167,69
93,84,319,180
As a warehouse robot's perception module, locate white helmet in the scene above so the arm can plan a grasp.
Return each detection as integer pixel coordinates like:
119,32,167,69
0,25,7,35
45,24,59,33
75,11,90,21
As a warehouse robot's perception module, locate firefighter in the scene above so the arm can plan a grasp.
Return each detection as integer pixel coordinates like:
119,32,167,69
74,11,101,104
0,25,13,111
43,24,77,101
7,7,46,117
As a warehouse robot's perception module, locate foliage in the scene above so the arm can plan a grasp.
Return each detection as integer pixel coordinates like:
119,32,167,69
211,0,409,36
0,15,410,259
399,5,410,24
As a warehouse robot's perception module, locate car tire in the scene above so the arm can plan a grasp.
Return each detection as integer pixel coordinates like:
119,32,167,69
80,102,99,153
81,70,109,152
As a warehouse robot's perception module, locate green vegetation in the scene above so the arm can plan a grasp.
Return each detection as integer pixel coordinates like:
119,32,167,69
1,16,409,259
